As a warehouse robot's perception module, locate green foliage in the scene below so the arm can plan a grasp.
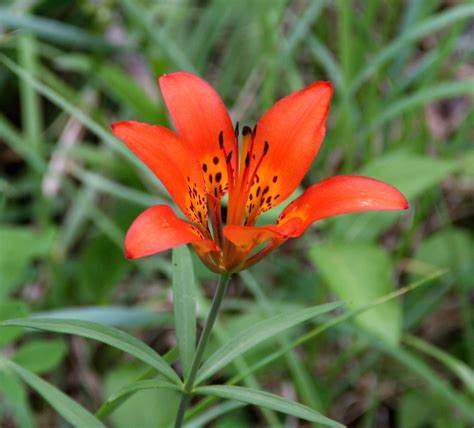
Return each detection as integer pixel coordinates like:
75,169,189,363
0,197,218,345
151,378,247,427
1,0,473,426
311,242,400,344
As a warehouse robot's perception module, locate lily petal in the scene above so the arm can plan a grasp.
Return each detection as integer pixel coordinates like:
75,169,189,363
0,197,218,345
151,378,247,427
159,72,235,198
225,175,408,252
112,121,208,226
278,175,409,236
246,81,333,216
125,205,218,259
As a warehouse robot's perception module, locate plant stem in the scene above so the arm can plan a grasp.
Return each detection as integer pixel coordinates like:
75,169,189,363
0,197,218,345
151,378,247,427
174,272,232,428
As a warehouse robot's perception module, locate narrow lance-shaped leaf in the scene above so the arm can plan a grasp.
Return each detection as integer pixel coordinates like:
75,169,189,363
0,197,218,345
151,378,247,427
196,301,343,384
172,246,197,379
7,361,105,428
195,385,344,428
0,318,181,385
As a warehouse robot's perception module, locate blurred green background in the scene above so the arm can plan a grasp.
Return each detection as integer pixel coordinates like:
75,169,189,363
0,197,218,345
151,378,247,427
0,0,473,427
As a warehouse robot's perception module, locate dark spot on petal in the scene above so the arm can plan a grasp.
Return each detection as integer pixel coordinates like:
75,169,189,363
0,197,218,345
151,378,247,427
273,176,278,183
226,151,233,163
213,156,219,165
256,186,261,197
266,196,272,204
215,172,222,183
263,141,269,155
245,153,250,167
218,131,224,149
262,186,269,195
202,163,208,173
209,174,213,184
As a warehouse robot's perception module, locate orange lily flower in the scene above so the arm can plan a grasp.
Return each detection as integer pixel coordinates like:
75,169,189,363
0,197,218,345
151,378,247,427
112,72,408,273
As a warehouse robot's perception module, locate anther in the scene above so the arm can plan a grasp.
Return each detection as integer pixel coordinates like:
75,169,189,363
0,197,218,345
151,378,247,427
242,126,252,136
234,122,239,137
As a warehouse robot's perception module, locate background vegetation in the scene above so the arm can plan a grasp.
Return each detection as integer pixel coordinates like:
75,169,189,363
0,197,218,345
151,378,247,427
0,0,473,426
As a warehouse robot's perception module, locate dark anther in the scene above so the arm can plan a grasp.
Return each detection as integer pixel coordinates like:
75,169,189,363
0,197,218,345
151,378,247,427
263,141,269,155
202,163,208,173
215,172,222,183
273,176,278,183
242,126,252,136
218,131,224,149
213,156,219,165
226,151,233,163
209,174,213,184
234,122,239,137
245,152,250,167
253,124,257,136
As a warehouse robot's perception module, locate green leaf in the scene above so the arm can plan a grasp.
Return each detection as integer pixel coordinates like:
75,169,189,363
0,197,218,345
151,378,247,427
102,366,180,428
403,334,474,394
0,318,181,385
195,385,343,427
172,246,197,380
7,361,105,428
0,9,121,51
33,306,169,328
13,339,67,374
196,301,343,384
0,225,56,296
311,242,400,344
0,300,30,346
0,366,34,428
331,152,457,241
102,379,181,414
374,339,474,422
411,227,474,288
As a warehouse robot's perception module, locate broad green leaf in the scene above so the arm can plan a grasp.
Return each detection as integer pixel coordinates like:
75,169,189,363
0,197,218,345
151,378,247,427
331,152,457,241
196,301,342,384
172,246,197,379
13,339,67,374
195,385,343,427
0,300,29,346
410,227,474,288
7,361,105,428
103,366,180,428
0,225,56,296
0,318,181,385
311,242,400,344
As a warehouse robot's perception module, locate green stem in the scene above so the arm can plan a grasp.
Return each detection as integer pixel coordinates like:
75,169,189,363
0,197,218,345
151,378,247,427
174,272,232,428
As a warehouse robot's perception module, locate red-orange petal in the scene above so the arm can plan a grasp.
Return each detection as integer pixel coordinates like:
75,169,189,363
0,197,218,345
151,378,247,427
225,175,408,251
224,218,302,254
159,72,235,198
125,205,218,259
278,175,409,237
112,120,207,225
247,81,333,216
